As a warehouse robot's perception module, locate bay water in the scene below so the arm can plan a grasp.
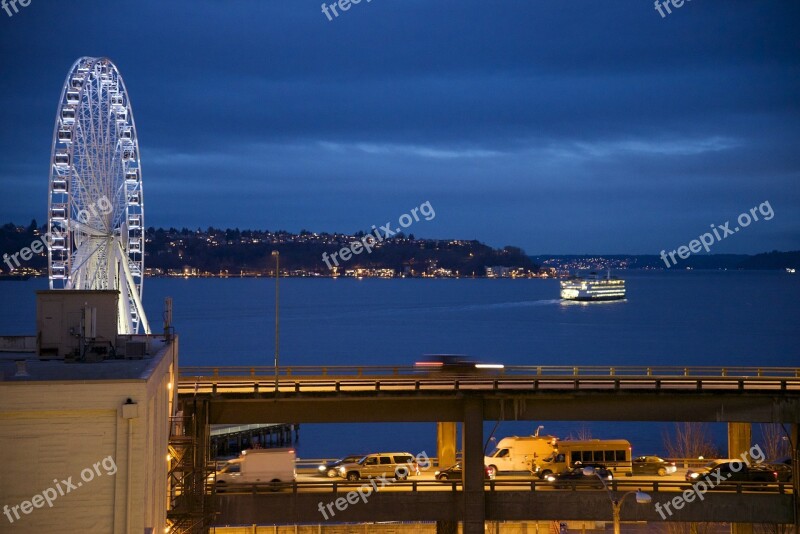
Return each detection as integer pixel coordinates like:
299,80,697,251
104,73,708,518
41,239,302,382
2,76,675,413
2,271,797,460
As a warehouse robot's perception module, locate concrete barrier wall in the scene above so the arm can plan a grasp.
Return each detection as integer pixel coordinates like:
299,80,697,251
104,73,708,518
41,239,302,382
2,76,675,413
213,490,793,526
0,335,36,351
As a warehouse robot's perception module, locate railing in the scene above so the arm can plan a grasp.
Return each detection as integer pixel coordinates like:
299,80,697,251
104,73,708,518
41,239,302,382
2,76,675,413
297,457,708,470
664,457,717,469
213,478,793,495
0,335,37,352
209,423,290,437
176,365,800,396
180,365,800,380
296,457,457,469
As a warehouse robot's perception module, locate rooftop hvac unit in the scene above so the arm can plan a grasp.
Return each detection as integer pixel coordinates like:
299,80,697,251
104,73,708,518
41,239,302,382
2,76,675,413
83,306,97,339
125,341,147,359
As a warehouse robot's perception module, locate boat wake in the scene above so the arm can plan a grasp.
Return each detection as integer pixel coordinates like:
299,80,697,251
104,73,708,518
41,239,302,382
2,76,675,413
449,299,562,311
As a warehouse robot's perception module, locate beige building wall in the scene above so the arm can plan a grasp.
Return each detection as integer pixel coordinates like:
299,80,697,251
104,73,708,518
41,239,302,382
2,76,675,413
0,338,177,533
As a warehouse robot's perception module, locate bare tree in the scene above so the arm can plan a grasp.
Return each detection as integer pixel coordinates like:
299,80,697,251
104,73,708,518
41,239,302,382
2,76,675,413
566,423,593,441
662,424,722,534
755,424,792,534
663,422,719,459
758,423,790,461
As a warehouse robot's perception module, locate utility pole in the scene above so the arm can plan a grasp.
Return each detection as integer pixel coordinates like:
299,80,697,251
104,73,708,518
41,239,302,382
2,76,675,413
272,250,280,395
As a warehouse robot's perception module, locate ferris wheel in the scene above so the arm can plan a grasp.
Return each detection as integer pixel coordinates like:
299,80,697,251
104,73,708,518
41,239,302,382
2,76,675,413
47,57,150,335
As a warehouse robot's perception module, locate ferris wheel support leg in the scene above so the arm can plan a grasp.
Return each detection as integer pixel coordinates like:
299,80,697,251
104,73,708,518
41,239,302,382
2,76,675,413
118,270,133,335
116,241,151,335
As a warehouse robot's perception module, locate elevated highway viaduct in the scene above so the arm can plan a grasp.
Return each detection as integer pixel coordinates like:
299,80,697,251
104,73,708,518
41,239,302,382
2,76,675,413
175,365,800,533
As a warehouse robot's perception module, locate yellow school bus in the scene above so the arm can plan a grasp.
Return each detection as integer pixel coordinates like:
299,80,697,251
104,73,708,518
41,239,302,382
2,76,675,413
533,439,632,478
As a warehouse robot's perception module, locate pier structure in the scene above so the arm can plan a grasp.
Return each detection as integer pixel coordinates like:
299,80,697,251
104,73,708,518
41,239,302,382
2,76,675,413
210,423,299,456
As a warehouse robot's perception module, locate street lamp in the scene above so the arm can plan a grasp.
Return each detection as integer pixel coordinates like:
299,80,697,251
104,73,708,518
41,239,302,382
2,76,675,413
582,466,651,534
272,250,280,394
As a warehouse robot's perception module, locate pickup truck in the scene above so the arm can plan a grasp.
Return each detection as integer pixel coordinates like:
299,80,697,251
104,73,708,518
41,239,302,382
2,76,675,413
685,459,778,485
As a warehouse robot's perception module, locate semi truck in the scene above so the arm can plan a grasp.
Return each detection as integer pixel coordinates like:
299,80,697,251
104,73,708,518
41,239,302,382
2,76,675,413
215,448,296,490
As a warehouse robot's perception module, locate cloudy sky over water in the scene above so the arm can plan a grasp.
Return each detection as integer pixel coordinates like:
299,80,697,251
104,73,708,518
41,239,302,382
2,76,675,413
1,1,798,254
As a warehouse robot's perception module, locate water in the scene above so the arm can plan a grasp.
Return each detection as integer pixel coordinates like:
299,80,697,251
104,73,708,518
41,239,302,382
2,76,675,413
2,271,798,459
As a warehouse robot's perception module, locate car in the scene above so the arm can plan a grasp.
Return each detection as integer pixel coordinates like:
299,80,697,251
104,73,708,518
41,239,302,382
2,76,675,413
765,458,792,482
685,459,778,485
338,452,415,481
317,455,364,478
632,456,677,476
434,463,494,481
545,465,614,489
414,354,504,375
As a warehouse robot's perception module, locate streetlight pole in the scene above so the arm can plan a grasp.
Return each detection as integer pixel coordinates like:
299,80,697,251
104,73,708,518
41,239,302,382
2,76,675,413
582,467,651,534
610,491,644,534
272,250,280,395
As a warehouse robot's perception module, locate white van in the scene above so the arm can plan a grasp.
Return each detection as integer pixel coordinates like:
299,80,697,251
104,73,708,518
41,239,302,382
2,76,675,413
484,436,558,475
216,448,296,490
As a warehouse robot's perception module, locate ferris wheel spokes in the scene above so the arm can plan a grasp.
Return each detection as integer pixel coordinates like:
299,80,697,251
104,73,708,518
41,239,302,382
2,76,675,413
47,57,149,334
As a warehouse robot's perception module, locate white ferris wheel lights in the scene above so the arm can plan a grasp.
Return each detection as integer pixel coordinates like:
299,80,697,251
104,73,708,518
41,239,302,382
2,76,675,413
47,57,149,335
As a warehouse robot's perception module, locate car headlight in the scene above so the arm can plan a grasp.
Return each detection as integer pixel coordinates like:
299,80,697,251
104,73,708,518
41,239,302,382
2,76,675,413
434,471,441,476
318,465,326,472
607,475,613,480
546,475,556,482
339,466,346,473
688,472,699,479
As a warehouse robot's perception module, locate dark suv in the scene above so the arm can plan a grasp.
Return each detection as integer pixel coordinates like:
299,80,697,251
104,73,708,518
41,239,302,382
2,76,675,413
686,459,778,485
434,463,494,481
546,464,614,488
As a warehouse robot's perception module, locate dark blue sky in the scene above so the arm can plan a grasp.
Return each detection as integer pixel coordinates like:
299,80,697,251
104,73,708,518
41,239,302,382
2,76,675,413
1,1,798,254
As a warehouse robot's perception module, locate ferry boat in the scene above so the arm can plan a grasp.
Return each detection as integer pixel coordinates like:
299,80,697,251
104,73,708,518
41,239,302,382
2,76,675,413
560,271,626,302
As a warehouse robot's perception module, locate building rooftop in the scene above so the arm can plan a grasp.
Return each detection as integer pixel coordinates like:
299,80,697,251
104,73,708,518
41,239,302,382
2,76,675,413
0,335,174,382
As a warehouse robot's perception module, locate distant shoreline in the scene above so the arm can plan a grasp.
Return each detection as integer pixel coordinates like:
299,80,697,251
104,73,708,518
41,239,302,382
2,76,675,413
4,268,797,281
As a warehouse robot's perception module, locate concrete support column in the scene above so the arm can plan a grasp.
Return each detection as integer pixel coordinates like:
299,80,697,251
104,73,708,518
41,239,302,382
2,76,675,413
437,422,457,468
184,398,210,515
463,397,485,534
727,422,753,534
435,423,458,534
727,422,751,459
792,424,799,534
